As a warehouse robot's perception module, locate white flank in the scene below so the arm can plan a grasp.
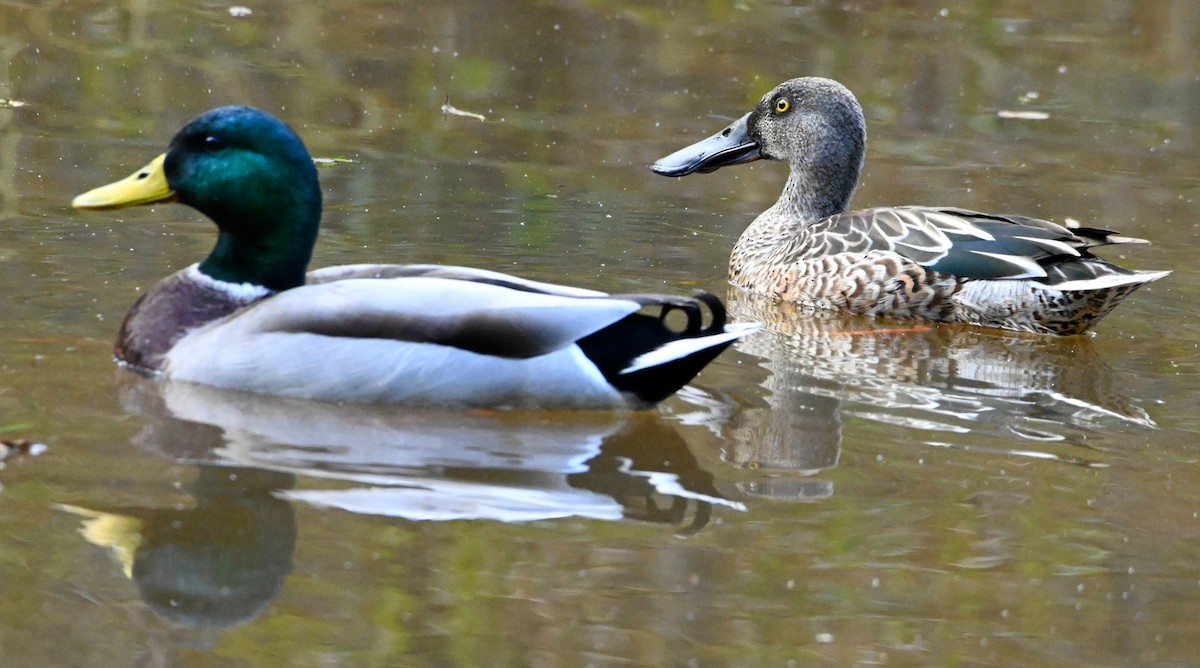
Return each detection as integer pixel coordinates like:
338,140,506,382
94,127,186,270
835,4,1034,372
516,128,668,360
164,277,646,407
186,263,273,300
621,322,759,375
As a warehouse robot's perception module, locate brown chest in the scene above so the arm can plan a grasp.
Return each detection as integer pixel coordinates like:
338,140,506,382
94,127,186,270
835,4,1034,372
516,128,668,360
115,271,260,373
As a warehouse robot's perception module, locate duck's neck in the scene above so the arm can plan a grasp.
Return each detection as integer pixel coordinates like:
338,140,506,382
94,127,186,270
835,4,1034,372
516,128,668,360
197,206,319,292
774,166,856,223
731,167,856,277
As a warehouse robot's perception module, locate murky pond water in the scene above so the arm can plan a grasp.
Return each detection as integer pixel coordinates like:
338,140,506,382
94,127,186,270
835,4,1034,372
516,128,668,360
1,1,1198,665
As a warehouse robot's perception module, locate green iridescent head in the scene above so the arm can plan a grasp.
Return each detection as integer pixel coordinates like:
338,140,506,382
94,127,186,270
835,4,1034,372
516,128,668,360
74,106,322,291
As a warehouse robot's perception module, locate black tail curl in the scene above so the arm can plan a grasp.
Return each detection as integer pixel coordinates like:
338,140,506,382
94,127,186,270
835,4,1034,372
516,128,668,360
619,291,728,338
576,290,737,406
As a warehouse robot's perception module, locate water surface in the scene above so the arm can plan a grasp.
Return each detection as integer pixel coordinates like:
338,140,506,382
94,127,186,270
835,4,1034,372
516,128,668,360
1,1,1198,665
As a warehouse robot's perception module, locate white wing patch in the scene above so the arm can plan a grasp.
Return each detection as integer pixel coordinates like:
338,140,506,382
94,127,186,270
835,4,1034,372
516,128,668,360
924,210,996,240
1010,235,1081,257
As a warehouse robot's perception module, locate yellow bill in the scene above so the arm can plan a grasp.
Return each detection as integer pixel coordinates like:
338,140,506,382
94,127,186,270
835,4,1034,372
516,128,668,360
72,153,177,210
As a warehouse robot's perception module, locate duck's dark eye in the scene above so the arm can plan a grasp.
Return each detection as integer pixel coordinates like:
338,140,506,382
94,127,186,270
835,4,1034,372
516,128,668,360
774,98,791,114
201,135,221,151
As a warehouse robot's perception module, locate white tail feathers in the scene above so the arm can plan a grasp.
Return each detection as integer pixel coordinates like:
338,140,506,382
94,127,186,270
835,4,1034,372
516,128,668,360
621,323,759,375
1050,269,1170,292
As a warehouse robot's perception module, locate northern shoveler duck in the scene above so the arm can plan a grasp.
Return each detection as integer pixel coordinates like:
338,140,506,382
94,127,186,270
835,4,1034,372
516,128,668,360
74,106,755,408
652,77,1168,335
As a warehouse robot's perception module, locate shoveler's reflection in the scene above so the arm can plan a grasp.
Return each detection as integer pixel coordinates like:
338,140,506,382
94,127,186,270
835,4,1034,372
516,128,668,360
722,292,1153,492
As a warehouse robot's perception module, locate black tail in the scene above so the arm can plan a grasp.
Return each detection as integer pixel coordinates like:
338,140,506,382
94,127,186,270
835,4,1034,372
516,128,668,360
576,291,746,406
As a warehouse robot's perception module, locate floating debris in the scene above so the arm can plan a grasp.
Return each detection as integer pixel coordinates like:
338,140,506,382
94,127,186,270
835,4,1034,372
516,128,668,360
997,109,1050,120
441,97,487,122
312,157,357,167
0,438,47,463
0,99,26,109
228,6,252,17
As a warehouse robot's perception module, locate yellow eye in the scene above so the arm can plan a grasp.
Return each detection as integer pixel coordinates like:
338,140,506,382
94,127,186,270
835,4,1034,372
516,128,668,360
774,98,790,113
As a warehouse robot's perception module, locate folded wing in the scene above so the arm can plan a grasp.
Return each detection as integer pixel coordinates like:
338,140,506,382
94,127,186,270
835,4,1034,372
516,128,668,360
218,276,641,359
812,206,1155,285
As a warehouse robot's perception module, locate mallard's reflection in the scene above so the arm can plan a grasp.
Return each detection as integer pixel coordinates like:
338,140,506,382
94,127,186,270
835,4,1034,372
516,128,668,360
118,373,740,527
725,293,1154,489
57,466,295,632
57,375,740,634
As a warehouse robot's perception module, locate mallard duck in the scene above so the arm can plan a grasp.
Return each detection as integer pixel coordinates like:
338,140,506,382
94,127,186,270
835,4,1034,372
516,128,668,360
652,77,1169,335
74,106,756,408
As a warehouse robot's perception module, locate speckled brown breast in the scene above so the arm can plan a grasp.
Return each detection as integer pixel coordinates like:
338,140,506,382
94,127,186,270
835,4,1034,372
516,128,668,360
732,249,964,318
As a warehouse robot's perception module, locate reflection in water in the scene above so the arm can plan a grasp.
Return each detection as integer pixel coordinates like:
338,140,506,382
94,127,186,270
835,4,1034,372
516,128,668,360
118,373,740,528
58,375,741,638
725,292,1155,485
4,1,1196,664
58,466,295,634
